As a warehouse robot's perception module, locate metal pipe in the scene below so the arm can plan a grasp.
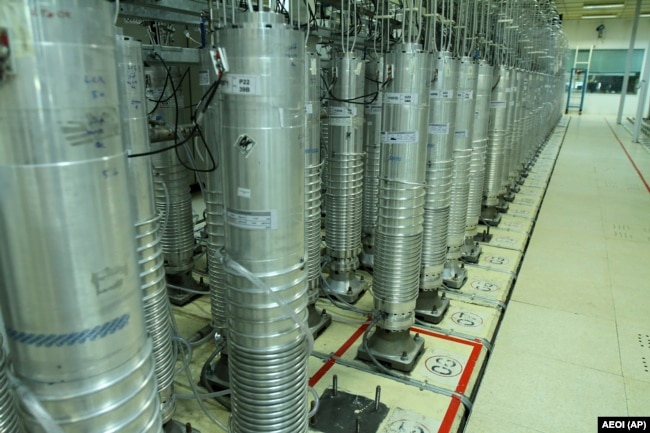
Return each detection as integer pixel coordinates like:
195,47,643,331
0,2,162,431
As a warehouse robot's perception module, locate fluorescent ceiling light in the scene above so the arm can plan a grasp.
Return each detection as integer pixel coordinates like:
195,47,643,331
581,14,617,19
640,13,650,17
583,3,624,9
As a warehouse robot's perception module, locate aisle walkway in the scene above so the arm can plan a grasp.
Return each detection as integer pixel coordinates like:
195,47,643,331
465,115,650,433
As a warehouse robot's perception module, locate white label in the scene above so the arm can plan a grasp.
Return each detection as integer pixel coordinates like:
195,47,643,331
237,187,251,199
199,70,210,86
491,100,507,108
381,131,418,144
384,92,419,104
222,74,261,95
329,116,352,126
305,103,313,114
330,106,356,116
227,209,277,229
365,105,382,114
457,90,474,100
429,89,454,99
428,123,450,135
454,130,468,139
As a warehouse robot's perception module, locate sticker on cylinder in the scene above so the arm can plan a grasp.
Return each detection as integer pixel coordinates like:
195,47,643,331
329,116,352,126
384,92,419,104
381,131,418,144
428,123,449,135
330,106,357,116
221,74,260,95
429,89,453,99
227,209,277,230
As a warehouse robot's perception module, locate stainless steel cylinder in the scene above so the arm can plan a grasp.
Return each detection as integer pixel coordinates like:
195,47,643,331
360,57,384,268
483,65,510,207
499,68,516,194
325,53,365,263
0,2,161,432
465,62,492,236
117,36,176,425
421,52,457,289
146,66,195,275
217,14,309,433
200,53,228,333
0,335,22,433
373,44,430,332
446,57,477,257
509,69,524,182
305,51,322,301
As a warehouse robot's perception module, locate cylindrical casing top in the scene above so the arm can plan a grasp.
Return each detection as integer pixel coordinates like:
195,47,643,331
116,36,157,222
427,52,458,164
380,44,430,186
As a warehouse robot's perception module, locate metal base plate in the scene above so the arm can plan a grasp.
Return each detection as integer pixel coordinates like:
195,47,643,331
164,420,200,433
481,206,502,227
167,273,208,306
357,330,425,372
308,304,333,340
202,354,231,409
474,227,493,243
415,290,450,325
309,388,390,433
442,260,468,289
460,239,481,264
502,191,516,203
496,201,510,213
323,274,369,304
510,183,521,193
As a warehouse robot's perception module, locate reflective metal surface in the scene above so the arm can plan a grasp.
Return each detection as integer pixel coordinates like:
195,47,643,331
217,13,309,433
117,35,176,424
360,57,384,269
0,2,161,431
0,335,22,433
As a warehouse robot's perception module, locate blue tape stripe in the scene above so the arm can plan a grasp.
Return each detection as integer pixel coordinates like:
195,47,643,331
6,314,131,347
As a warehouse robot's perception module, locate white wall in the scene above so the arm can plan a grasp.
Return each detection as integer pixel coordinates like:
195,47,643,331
562,17,650,49
561,18,650,116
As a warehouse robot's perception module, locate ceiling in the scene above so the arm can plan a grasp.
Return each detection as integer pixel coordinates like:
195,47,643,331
555,0,650,20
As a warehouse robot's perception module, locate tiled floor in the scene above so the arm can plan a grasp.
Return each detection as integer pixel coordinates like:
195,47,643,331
464,115,650,433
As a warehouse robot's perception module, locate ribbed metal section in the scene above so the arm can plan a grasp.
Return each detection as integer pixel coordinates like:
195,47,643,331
325,54,365,260
360,57,384,265
0,3,162,431
421,52,457,289
147,66,195,274
217,14,309,433
498,68,515,193
446,57,477,256
373,45,430,331
305,51,322,299
0,335,22,433
465,62,492,235
199,52,228,332
118,37,176,424
508,69,525,183
483,65,510,207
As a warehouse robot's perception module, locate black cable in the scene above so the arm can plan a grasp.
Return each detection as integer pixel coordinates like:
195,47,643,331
130,66,222,159
147,66,170,115
146,67,189,106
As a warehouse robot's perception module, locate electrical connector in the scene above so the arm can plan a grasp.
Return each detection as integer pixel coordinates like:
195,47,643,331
209,47,229,76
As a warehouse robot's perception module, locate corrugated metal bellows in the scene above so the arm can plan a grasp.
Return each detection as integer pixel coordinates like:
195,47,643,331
358,44,429,372
117,35,177,426
217,12,310,433
323,53,369,304
0,2,162,431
